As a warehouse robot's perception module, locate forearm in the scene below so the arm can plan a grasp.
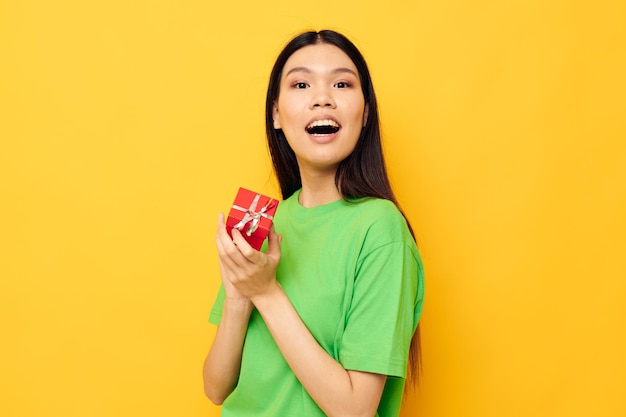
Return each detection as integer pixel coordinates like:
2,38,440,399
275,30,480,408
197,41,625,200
251,282,385,417
203,298,253,404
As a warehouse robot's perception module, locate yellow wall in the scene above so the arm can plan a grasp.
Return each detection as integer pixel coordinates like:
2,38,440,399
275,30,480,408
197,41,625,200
1,1,624,416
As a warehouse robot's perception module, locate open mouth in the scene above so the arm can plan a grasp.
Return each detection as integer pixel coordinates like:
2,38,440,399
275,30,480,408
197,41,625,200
305,119,341,136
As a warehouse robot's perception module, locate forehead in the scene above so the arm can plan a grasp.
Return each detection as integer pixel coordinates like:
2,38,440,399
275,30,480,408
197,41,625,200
282,43,358,76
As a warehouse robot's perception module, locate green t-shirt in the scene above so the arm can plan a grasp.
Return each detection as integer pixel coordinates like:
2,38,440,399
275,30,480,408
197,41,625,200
209,190,424,417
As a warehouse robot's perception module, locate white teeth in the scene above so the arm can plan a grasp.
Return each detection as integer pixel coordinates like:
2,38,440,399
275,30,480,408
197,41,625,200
306,119,340,130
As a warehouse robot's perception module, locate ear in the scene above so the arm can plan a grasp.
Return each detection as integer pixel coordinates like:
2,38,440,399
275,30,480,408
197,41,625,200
362,104,369,127
272,102,281,129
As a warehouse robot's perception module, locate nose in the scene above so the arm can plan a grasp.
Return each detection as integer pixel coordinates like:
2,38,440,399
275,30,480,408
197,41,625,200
310,87,336,109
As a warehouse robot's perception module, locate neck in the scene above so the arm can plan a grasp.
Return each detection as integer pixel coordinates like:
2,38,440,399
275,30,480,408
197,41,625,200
298,167,342,208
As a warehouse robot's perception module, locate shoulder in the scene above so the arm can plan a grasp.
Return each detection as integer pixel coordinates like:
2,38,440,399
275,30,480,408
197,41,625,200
351,198,408,232
349,198,415,250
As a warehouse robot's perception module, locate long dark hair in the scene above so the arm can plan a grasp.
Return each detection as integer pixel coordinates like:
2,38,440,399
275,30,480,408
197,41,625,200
265,30,422,386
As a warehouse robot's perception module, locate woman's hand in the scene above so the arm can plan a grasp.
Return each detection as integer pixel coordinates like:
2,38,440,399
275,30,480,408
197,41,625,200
215,212,282,302
215,213,248,302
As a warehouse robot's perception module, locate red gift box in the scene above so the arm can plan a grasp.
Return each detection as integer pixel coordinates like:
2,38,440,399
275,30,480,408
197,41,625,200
226,188,279,250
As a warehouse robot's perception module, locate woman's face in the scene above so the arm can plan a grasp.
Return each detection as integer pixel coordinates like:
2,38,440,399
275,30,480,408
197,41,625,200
273,43,367,175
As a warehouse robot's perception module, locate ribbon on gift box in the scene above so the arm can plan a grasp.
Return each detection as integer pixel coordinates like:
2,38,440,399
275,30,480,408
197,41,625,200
232,193,277,237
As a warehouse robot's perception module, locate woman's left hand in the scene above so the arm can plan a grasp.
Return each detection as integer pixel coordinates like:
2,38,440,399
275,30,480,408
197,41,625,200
215,214,282,301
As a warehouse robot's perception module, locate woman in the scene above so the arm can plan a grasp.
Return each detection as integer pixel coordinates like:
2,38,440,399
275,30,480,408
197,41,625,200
203,30,424,417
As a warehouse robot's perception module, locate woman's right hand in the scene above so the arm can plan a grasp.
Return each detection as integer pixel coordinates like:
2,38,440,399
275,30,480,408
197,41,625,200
204,212,254,404
216,213,252,303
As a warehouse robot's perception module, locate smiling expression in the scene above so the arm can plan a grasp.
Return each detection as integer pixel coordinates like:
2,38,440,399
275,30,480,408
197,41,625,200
272,43,368,175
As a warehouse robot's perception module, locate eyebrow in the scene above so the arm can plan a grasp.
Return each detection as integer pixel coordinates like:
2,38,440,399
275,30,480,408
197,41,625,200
284,66,358,77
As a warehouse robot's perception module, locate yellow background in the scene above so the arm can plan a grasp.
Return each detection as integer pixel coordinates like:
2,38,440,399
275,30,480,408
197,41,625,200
1,1,625,416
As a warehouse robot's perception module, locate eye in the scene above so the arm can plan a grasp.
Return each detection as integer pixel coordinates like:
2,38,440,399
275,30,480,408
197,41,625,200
335,81,351,88
292,82,308,89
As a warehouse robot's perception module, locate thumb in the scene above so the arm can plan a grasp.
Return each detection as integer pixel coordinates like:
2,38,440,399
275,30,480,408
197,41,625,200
266,224,282,258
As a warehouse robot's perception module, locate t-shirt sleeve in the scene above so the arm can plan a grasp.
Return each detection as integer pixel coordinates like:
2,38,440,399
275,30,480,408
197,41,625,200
208,284,225,325
339,225,424,378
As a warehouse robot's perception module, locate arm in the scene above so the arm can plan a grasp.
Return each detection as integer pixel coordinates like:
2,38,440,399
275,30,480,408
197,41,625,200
216,217,386,417
253,282,386,417
202,214,254,405
202,297,252,405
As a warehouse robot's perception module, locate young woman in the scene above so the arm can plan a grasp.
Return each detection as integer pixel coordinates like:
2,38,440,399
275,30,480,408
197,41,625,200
203,30,425,417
